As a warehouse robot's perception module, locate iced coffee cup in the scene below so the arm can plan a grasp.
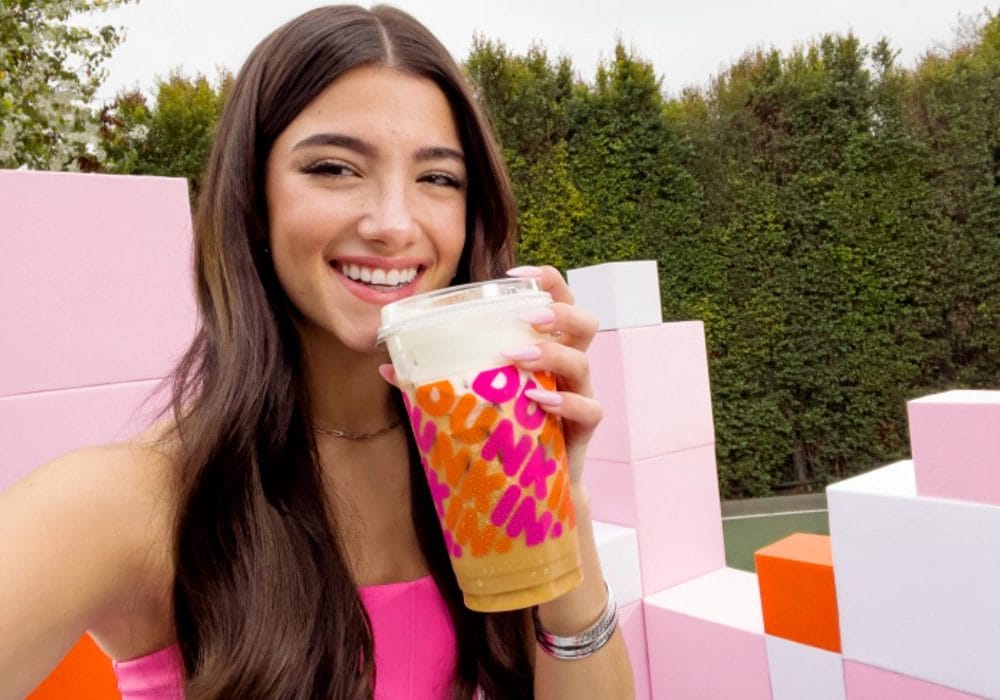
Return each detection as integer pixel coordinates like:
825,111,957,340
378,278,582,612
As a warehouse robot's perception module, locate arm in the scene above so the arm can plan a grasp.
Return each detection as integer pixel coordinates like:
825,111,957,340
0,447,150,698
506,265,635,699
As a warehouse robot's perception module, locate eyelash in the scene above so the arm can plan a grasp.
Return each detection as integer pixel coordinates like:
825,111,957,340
420,172,465,189
301,161,465,190
300,160,356,177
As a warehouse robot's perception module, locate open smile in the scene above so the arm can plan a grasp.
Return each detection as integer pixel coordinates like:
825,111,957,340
331,259,427,302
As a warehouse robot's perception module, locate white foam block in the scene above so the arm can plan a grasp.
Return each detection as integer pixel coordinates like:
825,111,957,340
592,520,642,607
567,261,663,331
766,636,846,700
827,461,1000,699
646,566,764,633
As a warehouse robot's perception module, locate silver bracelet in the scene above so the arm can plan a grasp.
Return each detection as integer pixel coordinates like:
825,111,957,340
532,581,619,660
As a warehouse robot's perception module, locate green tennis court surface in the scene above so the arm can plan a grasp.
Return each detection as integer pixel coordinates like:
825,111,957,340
721,494,830,572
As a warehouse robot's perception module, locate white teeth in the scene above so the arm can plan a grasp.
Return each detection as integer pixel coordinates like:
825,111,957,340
339,262,419,287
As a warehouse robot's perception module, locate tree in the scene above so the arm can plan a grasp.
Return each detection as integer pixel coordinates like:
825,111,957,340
98,69,231,201
0,0,135,170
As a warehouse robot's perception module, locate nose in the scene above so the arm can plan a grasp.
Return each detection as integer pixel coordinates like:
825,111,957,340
356,180,419,247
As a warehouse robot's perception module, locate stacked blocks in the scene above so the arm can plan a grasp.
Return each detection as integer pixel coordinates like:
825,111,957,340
1,170,197,698
827,460,1000,698
755,534,845,699
0,170,197,491
572,261,750,699
583,323,723,593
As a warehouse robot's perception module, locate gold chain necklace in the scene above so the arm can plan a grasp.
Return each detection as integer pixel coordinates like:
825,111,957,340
313,417,403,441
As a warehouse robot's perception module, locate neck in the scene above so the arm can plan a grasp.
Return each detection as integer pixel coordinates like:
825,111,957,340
298,324,398,433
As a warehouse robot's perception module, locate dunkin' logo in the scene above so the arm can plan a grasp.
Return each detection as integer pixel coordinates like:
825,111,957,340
403,365,575,559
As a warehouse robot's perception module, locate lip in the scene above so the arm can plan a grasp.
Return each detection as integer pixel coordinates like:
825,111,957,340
330,257,427,305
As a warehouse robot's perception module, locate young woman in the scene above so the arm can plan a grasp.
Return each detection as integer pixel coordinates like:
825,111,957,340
0,5,633,698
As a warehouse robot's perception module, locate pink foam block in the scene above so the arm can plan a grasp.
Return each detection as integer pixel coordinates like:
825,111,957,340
644,568,772,699
0,380,166,491
583,444,726,595
907,390,1000,505
844,661,987,699
586,322,715,463
619,601,651,700
0,170,197,397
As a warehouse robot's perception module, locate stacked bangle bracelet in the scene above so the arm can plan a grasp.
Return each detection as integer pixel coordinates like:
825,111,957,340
532,581,619,660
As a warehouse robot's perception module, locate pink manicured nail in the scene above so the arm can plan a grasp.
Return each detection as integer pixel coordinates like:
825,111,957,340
378,363,397,385
524,388,563,406
501,345,543,361
506,265,543,278
518,307,556,324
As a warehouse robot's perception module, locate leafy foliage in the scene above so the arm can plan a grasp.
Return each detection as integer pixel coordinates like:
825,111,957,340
465,15,1000,497
98,70,231,200
0,0,135,169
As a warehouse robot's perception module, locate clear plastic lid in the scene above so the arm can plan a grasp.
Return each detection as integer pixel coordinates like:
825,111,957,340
377,278,551,343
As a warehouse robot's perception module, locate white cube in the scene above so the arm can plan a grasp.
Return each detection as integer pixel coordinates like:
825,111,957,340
766,636,846,700
827,461,1000,699
592,520,643,607
567,261,663,331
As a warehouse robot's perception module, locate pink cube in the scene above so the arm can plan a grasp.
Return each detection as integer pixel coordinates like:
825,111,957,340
587,322,715,463
645,568,772,699
908,390,1000,505
584,444,726,595
844,660,987,700
0,380,166,491
0,170,197,397
620,601,651,700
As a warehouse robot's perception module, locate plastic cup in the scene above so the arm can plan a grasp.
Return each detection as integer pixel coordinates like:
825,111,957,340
378,278,582,612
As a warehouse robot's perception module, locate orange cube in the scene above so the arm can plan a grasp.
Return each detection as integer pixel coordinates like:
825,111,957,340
29,634,119,700
754,533,841,653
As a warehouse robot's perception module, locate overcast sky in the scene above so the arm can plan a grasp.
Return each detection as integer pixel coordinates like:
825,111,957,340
92,0,992,103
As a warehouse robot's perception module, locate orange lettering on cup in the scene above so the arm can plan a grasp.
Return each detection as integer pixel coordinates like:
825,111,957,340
450,392,499,444
416,379,456,417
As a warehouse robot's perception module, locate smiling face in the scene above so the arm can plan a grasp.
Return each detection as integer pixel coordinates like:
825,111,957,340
264,65,468,354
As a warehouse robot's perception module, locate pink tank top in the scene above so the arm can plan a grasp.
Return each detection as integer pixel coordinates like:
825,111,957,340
113,575,456,699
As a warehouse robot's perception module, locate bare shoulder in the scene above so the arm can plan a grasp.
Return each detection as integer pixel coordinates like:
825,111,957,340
8,434,179,551
0,434,180,692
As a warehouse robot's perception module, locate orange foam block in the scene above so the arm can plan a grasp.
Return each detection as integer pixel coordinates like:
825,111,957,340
755,533,841,652
29,634,118,699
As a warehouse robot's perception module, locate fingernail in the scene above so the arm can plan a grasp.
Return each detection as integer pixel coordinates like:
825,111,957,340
501,345,543,361
524,388,563,406
518,307,556,324
378,364,396,384
506,265,543,278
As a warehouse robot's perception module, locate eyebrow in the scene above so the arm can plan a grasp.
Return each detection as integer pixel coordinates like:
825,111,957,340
292,132,464,164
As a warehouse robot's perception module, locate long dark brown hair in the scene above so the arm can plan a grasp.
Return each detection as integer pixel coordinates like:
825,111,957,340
167,5,530,699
